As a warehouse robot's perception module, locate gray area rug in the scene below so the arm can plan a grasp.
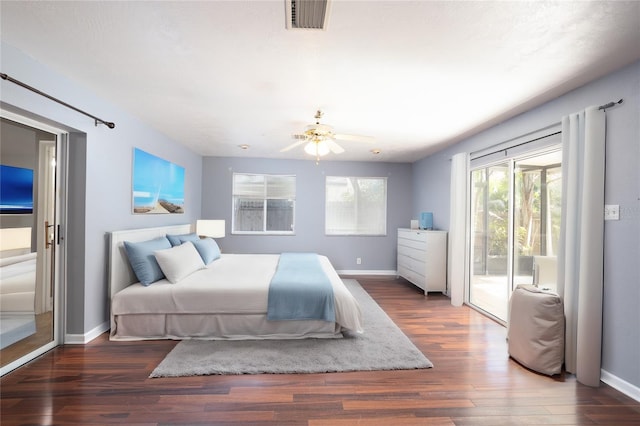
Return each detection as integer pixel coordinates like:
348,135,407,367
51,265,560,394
150,279,432,377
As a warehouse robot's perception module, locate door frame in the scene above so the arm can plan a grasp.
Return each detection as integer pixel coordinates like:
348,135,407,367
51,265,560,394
35,139,56,314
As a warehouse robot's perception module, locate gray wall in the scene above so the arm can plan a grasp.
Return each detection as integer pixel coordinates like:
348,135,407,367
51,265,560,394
412,60,640,390
1,41,203,336
65,132,86,334
201,157,413,271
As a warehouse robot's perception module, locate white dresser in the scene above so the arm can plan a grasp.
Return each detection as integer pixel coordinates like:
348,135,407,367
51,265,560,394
397,228,447,294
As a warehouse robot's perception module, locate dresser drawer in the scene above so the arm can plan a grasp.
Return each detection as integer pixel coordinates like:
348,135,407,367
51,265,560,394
398,253,426,275
398,244,425,260
397,237,427,251
398,229,427,243
397,265,425,291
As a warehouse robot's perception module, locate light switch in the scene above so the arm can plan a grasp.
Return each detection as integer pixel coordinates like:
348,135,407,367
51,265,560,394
604,205,619,221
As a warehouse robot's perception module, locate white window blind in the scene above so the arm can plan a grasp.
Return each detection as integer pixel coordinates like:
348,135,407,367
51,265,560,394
325,176,387,236
232,173,296,234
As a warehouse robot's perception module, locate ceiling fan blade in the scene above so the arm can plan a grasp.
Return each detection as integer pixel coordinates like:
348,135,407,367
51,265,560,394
326,140,345,154
292,133,307,140
333,133,375,142
280,139,307,152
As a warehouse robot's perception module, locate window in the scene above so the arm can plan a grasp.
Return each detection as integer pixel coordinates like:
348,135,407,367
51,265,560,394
325,176,387,235
232,173,295,234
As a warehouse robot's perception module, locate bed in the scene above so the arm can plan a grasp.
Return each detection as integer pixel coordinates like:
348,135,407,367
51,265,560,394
0,252,36,312
0,250,37,349
109,224,363,341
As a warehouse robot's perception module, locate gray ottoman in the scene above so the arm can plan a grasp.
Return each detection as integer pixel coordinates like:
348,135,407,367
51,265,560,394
507,284,565,375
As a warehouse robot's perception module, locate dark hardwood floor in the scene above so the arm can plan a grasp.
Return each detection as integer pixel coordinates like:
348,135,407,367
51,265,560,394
1,276,639,425
1,310,54,368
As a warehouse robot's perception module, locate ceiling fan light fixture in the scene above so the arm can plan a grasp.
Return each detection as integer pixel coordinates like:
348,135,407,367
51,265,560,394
304,140,330,157
282,110,372,161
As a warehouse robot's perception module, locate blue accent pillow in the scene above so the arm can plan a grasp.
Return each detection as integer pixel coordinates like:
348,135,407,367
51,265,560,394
166,232,199,247
123,236,172,285
192,238,221,265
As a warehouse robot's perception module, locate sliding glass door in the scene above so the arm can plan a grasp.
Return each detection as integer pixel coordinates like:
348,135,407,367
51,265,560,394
0,114,65,375
470,162,511,320
469,149,562,322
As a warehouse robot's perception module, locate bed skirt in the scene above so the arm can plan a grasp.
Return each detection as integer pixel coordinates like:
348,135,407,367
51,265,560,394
110,312,343,341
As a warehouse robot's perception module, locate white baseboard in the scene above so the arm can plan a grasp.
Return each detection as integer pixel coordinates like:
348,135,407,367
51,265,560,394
601,369,640,402
338,269,397,276
64,320,109,344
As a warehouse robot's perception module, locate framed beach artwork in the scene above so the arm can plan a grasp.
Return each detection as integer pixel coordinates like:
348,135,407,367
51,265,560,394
132,148,185,214
0,164,34,215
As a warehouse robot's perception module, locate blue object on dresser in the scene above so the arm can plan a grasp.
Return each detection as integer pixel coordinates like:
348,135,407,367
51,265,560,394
420,212,433,230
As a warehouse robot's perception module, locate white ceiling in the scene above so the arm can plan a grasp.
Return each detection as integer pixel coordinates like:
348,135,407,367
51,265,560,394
2,1,639,162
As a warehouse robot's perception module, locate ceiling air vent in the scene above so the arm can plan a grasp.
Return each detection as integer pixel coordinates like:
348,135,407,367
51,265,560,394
286,0,331,30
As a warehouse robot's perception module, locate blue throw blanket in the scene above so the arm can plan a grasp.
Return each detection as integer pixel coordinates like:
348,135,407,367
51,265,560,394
267,253,336,322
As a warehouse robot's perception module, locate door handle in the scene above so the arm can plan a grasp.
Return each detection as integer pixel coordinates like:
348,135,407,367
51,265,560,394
45,221,55,249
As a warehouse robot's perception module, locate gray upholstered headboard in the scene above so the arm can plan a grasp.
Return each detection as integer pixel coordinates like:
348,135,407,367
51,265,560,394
108,224,192,298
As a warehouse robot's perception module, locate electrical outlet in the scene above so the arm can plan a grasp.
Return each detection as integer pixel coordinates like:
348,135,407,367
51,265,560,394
604,204,619,221
356,257,362,265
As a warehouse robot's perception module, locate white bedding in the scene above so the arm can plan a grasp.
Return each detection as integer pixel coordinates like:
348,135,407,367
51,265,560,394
0,252,37,348
0,252,36,312
110,253,363,341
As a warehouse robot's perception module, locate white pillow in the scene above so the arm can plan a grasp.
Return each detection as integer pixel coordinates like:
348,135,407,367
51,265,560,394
154,241,205,283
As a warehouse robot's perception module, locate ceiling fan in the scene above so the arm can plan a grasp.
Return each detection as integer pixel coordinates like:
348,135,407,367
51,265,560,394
281,110,373,162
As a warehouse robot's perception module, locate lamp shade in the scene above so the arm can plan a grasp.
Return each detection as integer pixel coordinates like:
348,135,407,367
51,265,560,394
196,220,225,238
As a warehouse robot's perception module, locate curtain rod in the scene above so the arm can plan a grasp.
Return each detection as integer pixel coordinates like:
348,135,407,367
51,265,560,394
598,99,623,110
471,130,561,162
468,122,561,160
1,72,115,129
468,99,624,160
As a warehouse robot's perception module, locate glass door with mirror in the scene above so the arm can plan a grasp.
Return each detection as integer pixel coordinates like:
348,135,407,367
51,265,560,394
0,117,61,372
